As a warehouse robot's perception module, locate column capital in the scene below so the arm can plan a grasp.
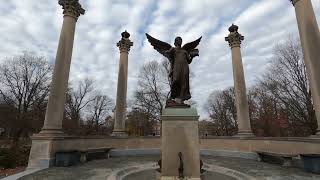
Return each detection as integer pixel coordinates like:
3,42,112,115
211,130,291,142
289,0,301,6
225,24,244,48
117,31,133,53
58,0,85,20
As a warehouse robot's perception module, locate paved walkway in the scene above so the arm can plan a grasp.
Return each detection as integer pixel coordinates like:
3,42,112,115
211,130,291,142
205,156,320,180
19,156,320,180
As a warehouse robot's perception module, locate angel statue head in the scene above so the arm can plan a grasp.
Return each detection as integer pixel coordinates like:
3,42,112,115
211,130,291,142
174,36,182,47
146,33,202,108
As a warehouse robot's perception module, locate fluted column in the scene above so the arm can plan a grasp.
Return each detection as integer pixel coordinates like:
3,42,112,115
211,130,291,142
111,31,133,137
225,24,253,136
40,0,85,135
290,0,320,136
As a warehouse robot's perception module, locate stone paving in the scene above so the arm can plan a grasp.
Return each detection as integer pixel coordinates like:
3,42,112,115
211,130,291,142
20,156,157,180
205,156,320,180
123,169,236,180
19,156,320,180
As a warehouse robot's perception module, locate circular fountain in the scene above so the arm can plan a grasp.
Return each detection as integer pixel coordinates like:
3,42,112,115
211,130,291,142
107,162,255,180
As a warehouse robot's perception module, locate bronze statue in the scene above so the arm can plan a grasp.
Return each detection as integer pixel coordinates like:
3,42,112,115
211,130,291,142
146,33,202,107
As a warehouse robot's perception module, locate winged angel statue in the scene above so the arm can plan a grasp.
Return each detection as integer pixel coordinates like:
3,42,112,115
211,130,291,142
146,33,202,108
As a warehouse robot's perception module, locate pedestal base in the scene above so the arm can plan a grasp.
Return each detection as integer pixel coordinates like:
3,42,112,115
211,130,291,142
27,131,69,169
161,108,200,179
310,131,320,139
111,130,128,138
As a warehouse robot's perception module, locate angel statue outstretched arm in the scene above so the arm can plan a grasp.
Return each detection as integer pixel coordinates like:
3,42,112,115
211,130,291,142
145,33,202,108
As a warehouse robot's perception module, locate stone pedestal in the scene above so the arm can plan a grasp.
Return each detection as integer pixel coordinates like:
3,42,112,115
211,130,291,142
291,0,320,137
27,136,62,168
161,108,201,180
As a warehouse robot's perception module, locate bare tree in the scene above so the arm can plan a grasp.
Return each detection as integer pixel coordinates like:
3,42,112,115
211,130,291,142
64,78,94,131
133,60,170,120
161,60,172,89
0,52,52,139
261,38,316,135
86,94,114,132
205,88,237,136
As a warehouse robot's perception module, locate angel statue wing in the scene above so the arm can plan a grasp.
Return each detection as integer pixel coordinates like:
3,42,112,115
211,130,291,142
146,33,173,61
182,36,202,58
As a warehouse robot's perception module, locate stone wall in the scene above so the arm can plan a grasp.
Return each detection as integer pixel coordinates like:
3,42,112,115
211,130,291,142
52,137,320,154
200,137,320,154
27,136,320,168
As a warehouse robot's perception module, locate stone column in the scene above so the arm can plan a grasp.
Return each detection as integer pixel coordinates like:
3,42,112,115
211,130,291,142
28,0,85,168
111,31,133,137
225,24,253,136
40,0,85,135
290,0,320,136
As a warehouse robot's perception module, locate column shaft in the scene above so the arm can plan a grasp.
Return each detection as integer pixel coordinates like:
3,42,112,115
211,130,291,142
28,0,84,169
41,16,77,133
293,0,320,135
114,52,129,132
231,47,252,134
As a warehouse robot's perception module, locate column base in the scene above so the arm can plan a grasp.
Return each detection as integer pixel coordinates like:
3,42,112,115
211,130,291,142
27,134,58,169
234,131,254,137
38,129,65,137
309,130,320,139
28,130,73,169
111,130,128,138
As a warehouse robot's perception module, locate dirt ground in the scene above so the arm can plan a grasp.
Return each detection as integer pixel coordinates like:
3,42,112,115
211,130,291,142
0,166,26,178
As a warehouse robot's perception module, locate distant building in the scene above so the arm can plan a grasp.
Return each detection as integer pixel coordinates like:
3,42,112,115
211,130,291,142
198,120,218,137
153,121,161,136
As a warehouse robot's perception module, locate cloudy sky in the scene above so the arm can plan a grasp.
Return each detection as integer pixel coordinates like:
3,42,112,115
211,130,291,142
0,0,319,118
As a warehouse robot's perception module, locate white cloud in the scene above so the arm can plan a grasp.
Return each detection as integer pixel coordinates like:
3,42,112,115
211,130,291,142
0,0,319,118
